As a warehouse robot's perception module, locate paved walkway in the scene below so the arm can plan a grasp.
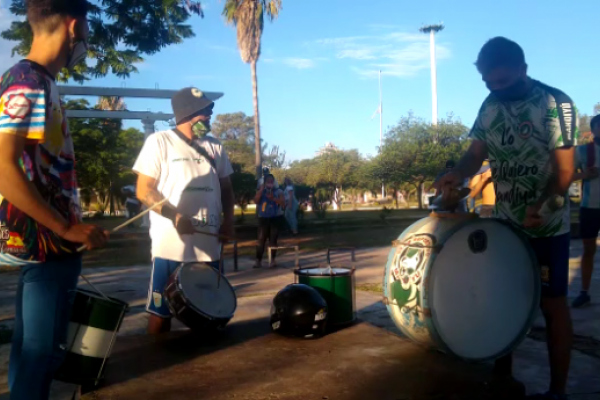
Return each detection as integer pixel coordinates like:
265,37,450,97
1,240,599,399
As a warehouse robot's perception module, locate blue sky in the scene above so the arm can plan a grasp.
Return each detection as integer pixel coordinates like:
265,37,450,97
1,0,598,161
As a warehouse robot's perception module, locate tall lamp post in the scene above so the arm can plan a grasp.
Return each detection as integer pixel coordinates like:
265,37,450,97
419,23,444,126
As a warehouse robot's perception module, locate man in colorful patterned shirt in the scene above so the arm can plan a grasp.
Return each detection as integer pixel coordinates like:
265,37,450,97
436,37,577,400
0,1,108,398
571,114,600,308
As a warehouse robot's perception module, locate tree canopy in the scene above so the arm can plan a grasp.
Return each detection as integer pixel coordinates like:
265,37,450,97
1,0,204,82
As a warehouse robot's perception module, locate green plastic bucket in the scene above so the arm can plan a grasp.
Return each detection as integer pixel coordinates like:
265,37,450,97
294,267,356,327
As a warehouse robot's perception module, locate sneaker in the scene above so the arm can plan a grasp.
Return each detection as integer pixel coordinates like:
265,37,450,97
526,391,568,400
253,260,262,269
571,292,591,308
269,261,277,269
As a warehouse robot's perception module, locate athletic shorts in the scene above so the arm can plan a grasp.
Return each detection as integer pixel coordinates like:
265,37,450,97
528,233,570,298
579,207,600,240
146,258,220,318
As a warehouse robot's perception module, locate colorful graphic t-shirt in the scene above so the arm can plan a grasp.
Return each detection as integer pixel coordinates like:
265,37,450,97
469,80,579,238
0,60,81,266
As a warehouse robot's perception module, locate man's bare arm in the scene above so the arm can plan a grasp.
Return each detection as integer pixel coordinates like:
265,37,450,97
533,147,575,209
0,135,69,235
219,177,235,224
456,140,489,180
135,173,179,221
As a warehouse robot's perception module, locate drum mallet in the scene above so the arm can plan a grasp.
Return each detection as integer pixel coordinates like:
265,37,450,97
77,198,170,252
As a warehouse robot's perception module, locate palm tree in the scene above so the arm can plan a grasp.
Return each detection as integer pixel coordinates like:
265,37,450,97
97,96,126,112
223,0,282,178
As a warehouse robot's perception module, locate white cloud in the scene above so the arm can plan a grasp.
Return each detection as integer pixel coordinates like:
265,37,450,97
282,58,316,69
316,28,451,79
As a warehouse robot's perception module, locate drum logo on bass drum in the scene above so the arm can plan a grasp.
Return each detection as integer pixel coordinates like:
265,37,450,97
390,234,434,315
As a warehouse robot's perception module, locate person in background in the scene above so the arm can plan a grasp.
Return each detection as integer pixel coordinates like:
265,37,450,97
121,185,141,228
254,174,285,268
468,161,496,217
436,37,578,400
0,1,110,398
257,166,279,189
283,177,299,235
571,114,600,308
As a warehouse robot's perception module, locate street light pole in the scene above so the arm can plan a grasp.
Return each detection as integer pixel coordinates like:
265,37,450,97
379,70,384,199
420,23,444,126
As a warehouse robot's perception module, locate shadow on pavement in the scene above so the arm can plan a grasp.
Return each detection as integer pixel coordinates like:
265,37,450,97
87,316,272,394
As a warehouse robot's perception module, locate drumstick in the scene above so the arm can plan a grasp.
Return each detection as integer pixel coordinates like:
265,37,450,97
77,198,170,252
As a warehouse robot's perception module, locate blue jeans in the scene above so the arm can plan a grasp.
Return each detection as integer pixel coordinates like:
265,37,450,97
285,207,298,232
9,257,82,400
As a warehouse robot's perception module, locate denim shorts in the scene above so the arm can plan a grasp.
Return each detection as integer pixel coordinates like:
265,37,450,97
146,258,220,318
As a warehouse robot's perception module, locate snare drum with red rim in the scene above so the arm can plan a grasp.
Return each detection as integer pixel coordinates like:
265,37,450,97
164,262,237,331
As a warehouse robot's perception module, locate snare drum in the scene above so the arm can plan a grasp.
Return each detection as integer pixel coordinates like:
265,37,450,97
383,213,540,362
164,262,237,331
55,289,128,386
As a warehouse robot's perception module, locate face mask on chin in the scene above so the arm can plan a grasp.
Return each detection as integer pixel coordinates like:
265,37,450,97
491,78,529,102
191,120,211,138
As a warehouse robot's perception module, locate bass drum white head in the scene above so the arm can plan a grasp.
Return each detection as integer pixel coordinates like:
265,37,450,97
179,263,237,319
430,219,539,361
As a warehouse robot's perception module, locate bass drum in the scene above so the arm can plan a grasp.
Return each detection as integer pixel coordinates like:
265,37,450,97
383,213,540,362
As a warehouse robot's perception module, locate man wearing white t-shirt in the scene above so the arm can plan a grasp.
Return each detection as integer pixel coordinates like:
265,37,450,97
133,87,235,334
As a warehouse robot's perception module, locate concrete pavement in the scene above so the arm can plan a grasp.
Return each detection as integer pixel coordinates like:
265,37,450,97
0,240,599,399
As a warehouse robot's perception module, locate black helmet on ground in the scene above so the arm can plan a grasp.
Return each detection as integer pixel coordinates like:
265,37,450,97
270,284,328,339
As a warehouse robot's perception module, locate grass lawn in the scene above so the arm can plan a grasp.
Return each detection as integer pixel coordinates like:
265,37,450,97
0,204,584,270
74,219,419,268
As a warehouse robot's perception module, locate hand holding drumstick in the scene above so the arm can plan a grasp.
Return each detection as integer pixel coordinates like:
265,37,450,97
77,198,169,252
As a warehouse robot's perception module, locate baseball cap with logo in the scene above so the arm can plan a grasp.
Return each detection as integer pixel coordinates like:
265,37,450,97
171,87,223,124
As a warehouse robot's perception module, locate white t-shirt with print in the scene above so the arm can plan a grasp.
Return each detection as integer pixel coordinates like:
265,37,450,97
133,130,233,262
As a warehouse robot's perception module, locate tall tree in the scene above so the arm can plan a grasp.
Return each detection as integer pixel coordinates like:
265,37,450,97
223,0,282,178
64,99,144,213
2,0,204,82
212,112,256,173
94,96,127,213
373,113,469,209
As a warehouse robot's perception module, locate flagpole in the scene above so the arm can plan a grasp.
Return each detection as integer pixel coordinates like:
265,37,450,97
379,70,385,199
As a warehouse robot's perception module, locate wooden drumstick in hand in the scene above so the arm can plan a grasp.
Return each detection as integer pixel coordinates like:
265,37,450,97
77,198,169,252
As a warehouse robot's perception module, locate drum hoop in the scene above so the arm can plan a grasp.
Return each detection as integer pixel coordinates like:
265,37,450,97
425,217,541,361
430,211,479,219
173,263,237,319
73,288,130,310
293,266,354,277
